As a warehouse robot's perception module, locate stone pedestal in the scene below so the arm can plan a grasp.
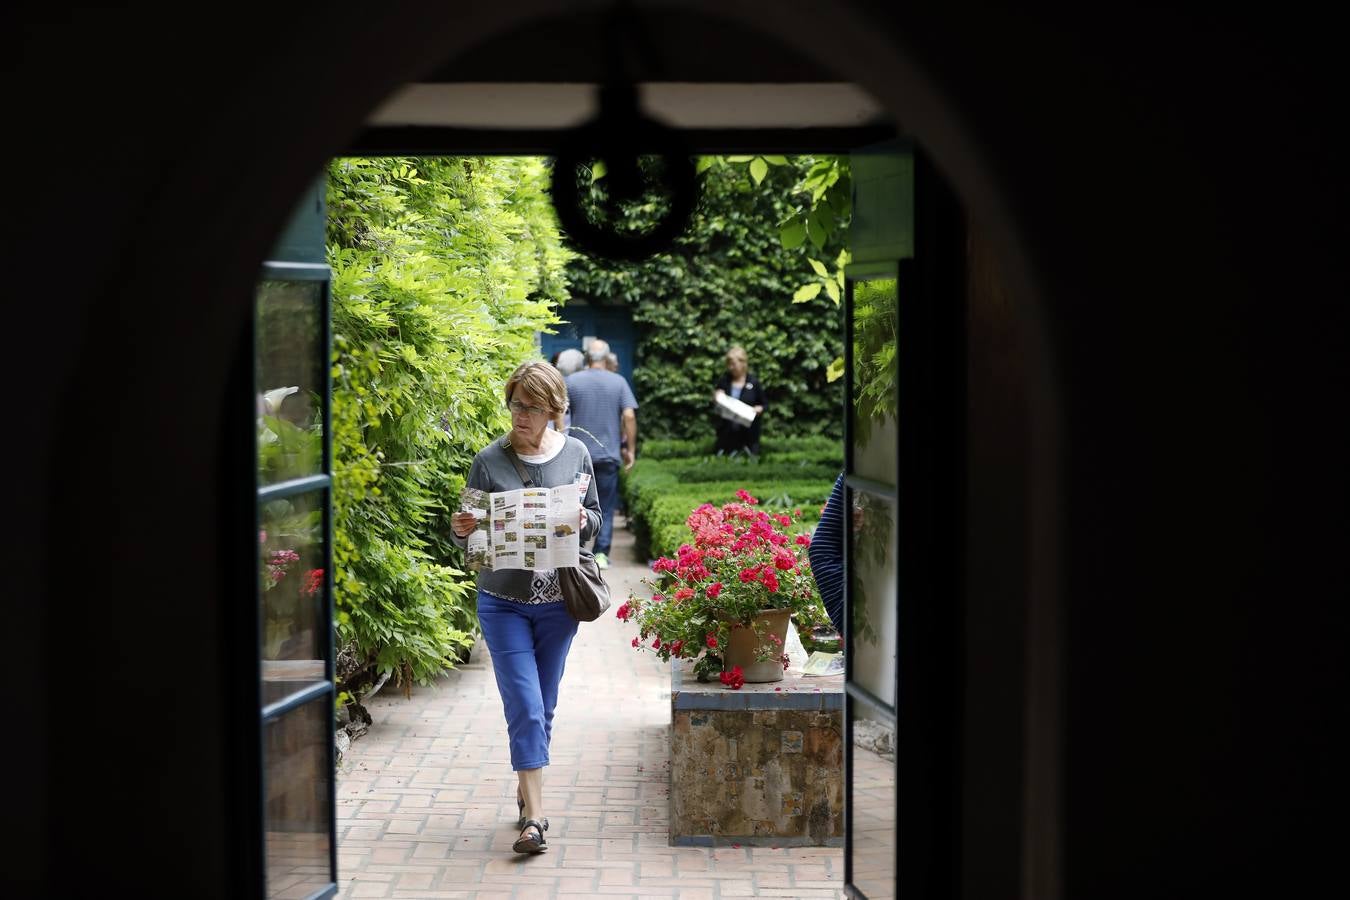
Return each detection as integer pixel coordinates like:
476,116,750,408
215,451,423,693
669,658,844,846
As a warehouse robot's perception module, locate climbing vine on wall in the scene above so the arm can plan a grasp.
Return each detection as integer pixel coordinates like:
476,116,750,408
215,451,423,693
565,157,847,443
327,156,569,694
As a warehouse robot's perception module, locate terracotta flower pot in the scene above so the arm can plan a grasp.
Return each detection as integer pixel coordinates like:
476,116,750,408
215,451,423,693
721,607,791,683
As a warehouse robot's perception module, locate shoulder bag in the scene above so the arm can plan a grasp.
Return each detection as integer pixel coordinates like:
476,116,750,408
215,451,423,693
501,437,611,622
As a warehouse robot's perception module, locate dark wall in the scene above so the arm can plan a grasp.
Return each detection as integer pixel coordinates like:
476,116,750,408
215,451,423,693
881,13,1347,897
8,3,1345,897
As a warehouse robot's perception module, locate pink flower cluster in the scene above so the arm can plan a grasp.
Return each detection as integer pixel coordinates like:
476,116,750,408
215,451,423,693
265,549,300,588
619,489,824,688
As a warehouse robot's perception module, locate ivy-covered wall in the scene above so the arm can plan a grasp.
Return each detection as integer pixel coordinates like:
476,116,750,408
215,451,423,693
565,158,846,444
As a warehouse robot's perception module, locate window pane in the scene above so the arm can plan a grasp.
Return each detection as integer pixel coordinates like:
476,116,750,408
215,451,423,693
257,279,324,486
851,277,898,487
260,488,326,700
850,489,897,706
264,698,333,899
849,702,897,899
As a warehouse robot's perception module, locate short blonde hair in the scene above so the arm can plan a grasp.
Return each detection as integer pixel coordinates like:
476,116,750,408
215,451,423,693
505,360,568,414
725,345,748,366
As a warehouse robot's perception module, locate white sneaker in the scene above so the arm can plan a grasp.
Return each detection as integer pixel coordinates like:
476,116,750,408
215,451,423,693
594,552,610,570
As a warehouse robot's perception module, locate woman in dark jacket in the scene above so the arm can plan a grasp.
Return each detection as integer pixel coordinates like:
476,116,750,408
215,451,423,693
712,345,766,455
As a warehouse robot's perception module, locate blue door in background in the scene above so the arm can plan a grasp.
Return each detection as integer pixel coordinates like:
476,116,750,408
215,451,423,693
539,303,636,385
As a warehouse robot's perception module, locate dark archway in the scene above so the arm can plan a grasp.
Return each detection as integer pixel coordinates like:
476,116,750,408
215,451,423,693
12,4,1345,898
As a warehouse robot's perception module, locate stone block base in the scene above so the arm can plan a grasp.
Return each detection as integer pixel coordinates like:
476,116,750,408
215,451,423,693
669,659,844,846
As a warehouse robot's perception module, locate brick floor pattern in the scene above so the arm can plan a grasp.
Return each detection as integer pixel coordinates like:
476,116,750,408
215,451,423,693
335,518,868,899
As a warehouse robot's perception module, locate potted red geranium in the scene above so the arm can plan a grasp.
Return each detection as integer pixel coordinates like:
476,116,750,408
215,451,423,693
617,489,828,686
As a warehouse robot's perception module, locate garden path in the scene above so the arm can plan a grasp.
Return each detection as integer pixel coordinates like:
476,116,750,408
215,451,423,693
334,515,846,899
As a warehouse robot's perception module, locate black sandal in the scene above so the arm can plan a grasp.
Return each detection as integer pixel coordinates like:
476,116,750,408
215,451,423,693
512,818,548,854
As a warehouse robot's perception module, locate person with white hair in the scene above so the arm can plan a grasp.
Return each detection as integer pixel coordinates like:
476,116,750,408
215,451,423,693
546,348,587,431
563,338,637,569
553,347,585,376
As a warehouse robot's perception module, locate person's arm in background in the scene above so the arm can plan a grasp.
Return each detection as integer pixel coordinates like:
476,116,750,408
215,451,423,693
621,377,639,469
621,408,637,469
808,472,846,636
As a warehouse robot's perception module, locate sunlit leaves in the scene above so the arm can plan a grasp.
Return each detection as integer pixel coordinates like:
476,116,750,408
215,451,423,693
749,157,769,185
327,156,569,690
793,282,823,303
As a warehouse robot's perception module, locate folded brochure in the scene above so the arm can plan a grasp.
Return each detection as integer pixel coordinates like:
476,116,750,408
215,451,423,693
461,475,588,572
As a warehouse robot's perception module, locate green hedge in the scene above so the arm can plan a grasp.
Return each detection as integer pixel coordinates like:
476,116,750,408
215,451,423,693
638,434,842,462
637,481,833,560
622,435,841,559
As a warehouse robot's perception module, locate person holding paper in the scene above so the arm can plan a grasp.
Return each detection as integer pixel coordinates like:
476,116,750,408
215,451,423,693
712,345,766,455
449,361,601,855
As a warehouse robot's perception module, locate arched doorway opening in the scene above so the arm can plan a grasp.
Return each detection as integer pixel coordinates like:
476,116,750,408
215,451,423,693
36,5,1060,898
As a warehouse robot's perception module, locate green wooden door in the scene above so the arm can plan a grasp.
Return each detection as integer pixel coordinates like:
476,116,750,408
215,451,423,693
843,142,964,899
254,176,338,899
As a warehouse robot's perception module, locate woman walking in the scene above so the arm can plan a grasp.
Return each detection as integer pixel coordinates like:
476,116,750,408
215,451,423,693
451,361,601,854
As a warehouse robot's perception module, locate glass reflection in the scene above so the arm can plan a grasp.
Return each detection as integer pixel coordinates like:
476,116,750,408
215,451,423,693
264,699,333,899
849,704,897,899
851,277,898,487
849,490,897,706
260,489,325,697
256,279,324,486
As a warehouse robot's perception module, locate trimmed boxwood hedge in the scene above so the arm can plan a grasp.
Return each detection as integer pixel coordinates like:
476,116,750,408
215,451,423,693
622,437,842,560
638,434,841,461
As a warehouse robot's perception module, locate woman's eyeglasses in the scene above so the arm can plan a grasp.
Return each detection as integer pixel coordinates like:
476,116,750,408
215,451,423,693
507,400,548,417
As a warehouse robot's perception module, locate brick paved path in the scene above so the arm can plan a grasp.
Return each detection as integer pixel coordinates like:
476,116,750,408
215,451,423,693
335,517,847,899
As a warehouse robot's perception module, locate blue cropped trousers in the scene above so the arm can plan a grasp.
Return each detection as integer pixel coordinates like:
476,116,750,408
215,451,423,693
476,590,579,771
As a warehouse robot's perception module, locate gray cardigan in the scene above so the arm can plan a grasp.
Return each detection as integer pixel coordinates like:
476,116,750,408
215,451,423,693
452,434,602,601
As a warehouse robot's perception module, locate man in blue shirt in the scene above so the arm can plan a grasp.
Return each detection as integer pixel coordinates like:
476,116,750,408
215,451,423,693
564,339,637,569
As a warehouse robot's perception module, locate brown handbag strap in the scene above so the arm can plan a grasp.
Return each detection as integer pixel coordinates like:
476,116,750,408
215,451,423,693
500,436,536,487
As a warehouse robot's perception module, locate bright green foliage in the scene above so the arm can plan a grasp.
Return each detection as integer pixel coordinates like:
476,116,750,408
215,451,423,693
721,156,853,381
852,277,899,445
566,157,846,443
326,156,569,691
